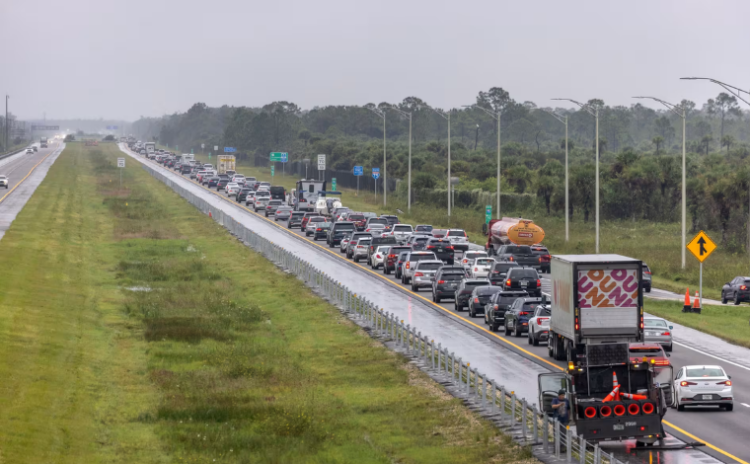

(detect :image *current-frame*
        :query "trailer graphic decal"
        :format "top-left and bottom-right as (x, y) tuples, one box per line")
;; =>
(578, 269), (638, 309)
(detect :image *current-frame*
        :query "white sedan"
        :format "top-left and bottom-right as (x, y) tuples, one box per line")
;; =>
(527, 304), (551, 346)
(370, 245), (391, 269)
(25, 148), (34, 154)
(461, 251), (488, 269)
(469, 257), (495, 278)
(673, 365), (733, 411)
(225, 183), (241, 197)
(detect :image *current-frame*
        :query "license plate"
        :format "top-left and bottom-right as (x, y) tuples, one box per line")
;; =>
(520, 280), (528, 286)
(702, 395), (712, 400)
(612, 424), (624, 431)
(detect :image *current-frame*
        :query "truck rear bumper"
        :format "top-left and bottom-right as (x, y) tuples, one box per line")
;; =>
(576, 414), (662, 441)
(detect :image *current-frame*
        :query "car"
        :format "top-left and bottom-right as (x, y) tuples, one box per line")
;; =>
(265, 199), (284, 217)
(245, 191), (258, 207)
(369, 245), (391, 268)
(424, 239), (455, 264)
(431, 228), (447, 239)
(415, 224), (433, 234)
(394, 251), (410, 279)
(489, 261), (520, 286)
(216, 178), (231, 191)
(32, 146), (38, 152)
(367, 236), (397, 265)
(347, 213), (367, 231)
(629, 343), (670, 367)
(339, 234), (353, 252)
(504, 297), (543, 337)
(446, 229), (469, 251)
(673, 365), (733, 411)
(365, 217), (389, 230)
(530, 246), (551, 273)
(469, 257), (495, 278)
(254, 191), (271, 205)
(454, 279), (490, 311)
(225, 182), (241, 197)
(25, 148), (34, 154)
(327, 222), (356, 247)
(312, 222), (332, 240)
(0, 175), (8, 189)
(380, 215), (399, 226)
(304, 216), (327, 235)
(468, 285), (503, 318)
(410, 259), (444, 292)
(494, 245), (538, 267)
(365, 223), (387, 236)
(721, 276), (750, 305)
(231, 174), (245, 184)
(300, 212), (322, 231)
(383, 246), (411, 275)
(351, 237), (373, 262)
(254, 197), (270, 212)
(644, 317), (673, 351)
(484, 290), (529, 331)
(642, 262), (652, 292)
(346, 232), (373, 258)
(527, 304), (552, 345)
(387, 224), (414, 243)
(405, 234), (431, 251)
(431, 265), (467, 302)
(237, 188), (253, 203)
(502, 267), (542, 297)
(461, 251), (488, 269)
(180, 164), (193, 175)
(287, 211), (305, 229)
(401, 251), (438, 285)
(207, 176), (221, 188)
(275, 206), (293, 222)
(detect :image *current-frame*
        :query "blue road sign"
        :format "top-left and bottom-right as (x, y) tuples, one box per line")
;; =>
(353, 166), (363, 176)
(224, 147), (237, 153)
(372, 167), (380, 180)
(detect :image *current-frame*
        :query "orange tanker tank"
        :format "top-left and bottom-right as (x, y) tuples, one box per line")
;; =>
(485, 217), (545, 254)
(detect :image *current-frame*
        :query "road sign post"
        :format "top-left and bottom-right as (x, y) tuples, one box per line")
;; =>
(353, 166), (363, 195)
(687, 230), (717, 309)
(117, 157), (125, 189)
(372, 168), (380, 200)
(271, 165), (275, 177)
(485, 205), (492, 224)
(270, 152), (288, 177)
(317, 154), (326, 181)
(332, 178), (336, 191)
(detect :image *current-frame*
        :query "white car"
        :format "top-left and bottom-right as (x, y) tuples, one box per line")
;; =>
(673, 365), (733, 411)
(304, 217), (327, 236)
(370, 245), (391, 269)
(446, 229), (469, 251)
(527, 304), (551, 346)
(365, 223), (386, 237)
(388, 224), (414, 243)
(244, 191), (257, 206)
(461, 251), (488, 269)
(340, 235), (352, 253)
(25, 148), (34, 154)
(352, 238), (372, 263)
(0, 175), (8, 188)
(469, 257), (495, 278)
(231, 174), (245, 184)
(225, 183), (240, 197)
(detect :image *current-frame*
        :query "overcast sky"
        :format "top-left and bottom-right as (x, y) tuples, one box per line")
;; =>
(2, 0), (749, 121)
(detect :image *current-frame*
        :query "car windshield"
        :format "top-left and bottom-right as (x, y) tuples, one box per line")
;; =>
(368, 224), (385, 229)
(335, 224), (355, 230)
(497, 295), (523, 306)
(511, 270), (538, 279)
(310, 217), (325, 222)
(318, 223), (331, 228)
(686, 367), (725, 377)
(348, 214), (364, 221)
(477, 286), (501, 296)
(418, 262), (442, 271)
(447, 230), (465, 237)
(394, 225), (412, 232)
(369, 218), (388, 225)
(416, 225), (433, 231)
(357, 239), (372, 245)
(504, 246), (532, 253)
(536, 306), (552, 317)
(465, 252), (487, 260)
(644, 319), (668, 328)
(522, 303), (541, 312)
(532, 247), (549, 254)
(377, 246), (390, 253)
(414, 237), (430, 243)
(409, 254), (435, 262)
(476, 258), (494, 266)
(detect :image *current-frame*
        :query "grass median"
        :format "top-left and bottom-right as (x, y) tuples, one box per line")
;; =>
(0, 142), (534, 463)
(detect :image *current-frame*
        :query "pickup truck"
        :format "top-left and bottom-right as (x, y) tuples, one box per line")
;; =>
(495, 245), (538, 268)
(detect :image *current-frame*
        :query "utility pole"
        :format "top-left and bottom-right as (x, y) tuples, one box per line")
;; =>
(367, 106), (387, 206)
(554, 98), (600, 253)
(5, 95), (8, 151)
(541, 108), (569, 242)
(430, 107), (452, 216)
(465, 105), (502, 219)
(385, 105), (413, 213)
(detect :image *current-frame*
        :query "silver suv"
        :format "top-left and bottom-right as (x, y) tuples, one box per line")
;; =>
(389, 224), (414, 243)
(401, 251), (438, 285)
(410, 259), (444, 292)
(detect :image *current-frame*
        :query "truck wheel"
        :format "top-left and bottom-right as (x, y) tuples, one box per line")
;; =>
(435, 295), (441, 303)
(527, 331), (533, 345)
(721, 292), (727, 304)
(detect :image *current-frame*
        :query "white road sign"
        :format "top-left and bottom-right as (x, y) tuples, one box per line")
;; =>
(317, 154), (326, 170)
(214, 145), (218, 151)
(201, 143), (205, 149)
(117, 157), (125, 168)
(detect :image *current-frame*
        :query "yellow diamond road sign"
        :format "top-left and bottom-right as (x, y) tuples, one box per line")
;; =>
(687, 230), (716, 263)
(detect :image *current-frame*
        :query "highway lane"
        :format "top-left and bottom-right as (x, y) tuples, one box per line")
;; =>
(0, 142), (65, 240)
(124, 145), (747, 464)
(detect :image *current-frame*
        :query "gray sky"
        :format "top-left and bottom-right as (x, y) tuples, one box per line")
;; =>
(2, 0), (749, 121)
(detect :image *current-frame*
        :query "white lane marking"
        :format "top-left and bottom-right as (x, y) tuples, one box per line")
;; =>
(672, 341), (750, 372)
(742, 403), (750, 408)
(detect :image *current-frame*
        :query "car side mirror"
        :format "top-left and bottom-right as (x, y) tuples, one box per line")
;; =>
(729, 375), (732, 379)
(669, 326), (673, 330)
(666, 353), (670, 357)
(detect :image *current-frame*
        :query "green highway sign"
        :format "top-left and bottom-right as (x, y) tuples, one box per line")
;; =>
(191, 148), (194, 154)
(332, 178), (337, 191)
(271, 166), (275, 177)
(208, 152), (212, 159)
(270, 152), (288, 162)
(485, 205), (492, 224)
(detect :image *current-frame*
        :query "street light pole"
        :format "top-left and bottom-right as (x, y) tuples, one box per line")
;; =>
(633, 96), (688, 269)
(554, 98), (600, 253)
(541, 108), (569, 242)
(367, 106), (387, 206)
(465, 105), (502, 219)
(430, 107), (452, 216)
(4, 95), (8, 151)
(385, 105), (413, 213)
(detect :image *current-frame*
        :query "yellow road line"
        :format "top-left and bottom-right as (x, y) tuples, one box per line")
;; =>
(0, 145), (58, 205)
(137, 148), (748, 464)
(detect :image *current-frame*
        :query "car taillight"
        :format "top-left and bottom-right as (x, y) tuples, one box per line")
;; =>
(680, 381), (697, 387)
(519, 311), (529, 316)
(539, 257), (543, 263)
(505, 279), (511, 286)
(575, 317), (579, 331)
(438, 280), (445, 284)
(388, 254), (395, 259)
(537, 279), (541, 287)
(427, 245), (435, 249)
(661, 331), (670, 336)
(644, 270), (652, 275)
(717, 380), (732, 386)
(640, 316), (644, 330)
(493, 304), (498, 309)
(316, 228), (321, 231)
(474, 267), (478, 272)
(473, 297), (479, 303)
(406, 263), (410, 269)
(742, 285), (747, 290)
(414, 272), (424, 277)
(462, 259), (468, 264)
(375, 254), (381, 258)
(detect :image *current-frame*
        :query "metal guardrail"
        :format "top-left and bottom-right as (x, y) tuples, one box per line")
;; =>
(140, 161), (628, 464)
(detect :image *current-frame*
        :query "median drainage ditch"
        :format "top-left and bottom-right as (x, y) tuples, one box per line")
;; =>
(142, 163), (633, 464)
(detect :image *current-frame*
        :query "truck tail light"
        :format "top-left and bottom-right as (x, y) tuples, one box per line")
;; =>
(473, 297), (479, 303)
(539, 257), (543, 263)
(508, 256), (514, 261)
(627, 403), (640, 416)
(575, 317), (579, 331)
(406, 263), (410, 269)
(640, 316), (644, 330)
(599, 405), (612, 417)
(506, 279), (511, 286)
(537, 279), (541, 287)
(613, 404), (626, 416)
(584, 406), (597, 419)
(446, 246), (454, 250)
(641, 402), (655, 415)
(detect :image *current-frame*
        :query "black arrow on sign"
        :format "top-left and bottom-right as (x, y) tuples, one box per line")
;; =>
(697, 236), (707, 255)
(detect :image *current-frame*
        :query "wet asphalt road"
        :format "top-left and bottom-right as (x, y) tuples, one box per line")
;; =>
(122, 145), (749, 464)
(0, 142), (64, 240)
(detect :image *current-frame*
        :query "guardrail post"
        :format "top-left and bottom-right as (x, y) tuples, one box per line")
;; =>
(593, 443), (599, 464)
(511, 393), (516, 426)
(457, 358), (463, 389)
(430, 340), (436, 369)
(481, 374), (487, 408)
(579, 435), (586, 464)
(450, 352), (455, 382)
(521, 398), (527, 440)
(500, 386), (506, 418)
(542, 414), (549, 453)
(405, 324), (411, 354)
(555, 420), (561, 458)
(490, 381), (496, 413)
(566, 424), (572, 462)
(532, 404), (539, 443)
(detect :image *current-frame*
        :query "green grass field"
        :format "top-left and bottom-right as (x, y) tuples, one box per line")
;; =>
(0, 142), (534, 462)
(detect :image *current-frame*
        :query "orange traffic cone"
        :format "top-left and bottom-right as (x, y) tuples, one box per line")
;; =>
(692, 291), (702, 314)
(612, 372), (621, 401)
(620, 392), (648, 401)
(682, 289), (691, 313)
(603, 386), (620, 403)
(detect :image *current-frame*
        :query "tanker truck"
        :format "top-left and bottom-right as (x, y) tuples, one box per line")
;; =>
(483, 217), (545, 255)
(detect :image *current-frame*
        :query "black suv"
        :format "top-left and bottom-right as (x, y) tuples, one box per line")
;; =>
(216, 178), (231, 191)
(236, 188), (253, 202)
(721, 276), (750, 304)
(327, 222), (356, 247)
(207, 177), (220, 188)
(504, 297), (544, 337)
(468, 285), (503, 318)
(406, 235), (431, 251)
(454, 279), (490, 311)
(425, 239), (455, 264)
(431, 265), (467, 303)
(502, 267), (541, 297)
(484, 290), (528, 332)
(394, 251), (411, 279)
(489, 262), (520, 286)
